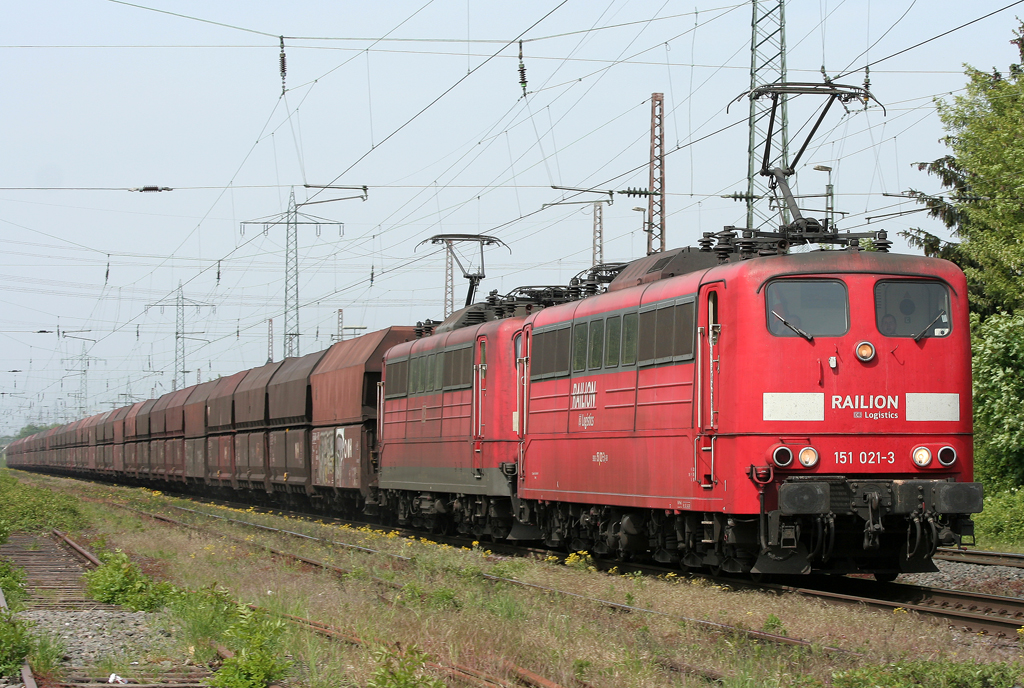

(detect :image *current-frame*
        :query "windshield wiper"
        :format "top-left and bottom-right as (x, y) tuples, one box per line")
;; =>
(913, 309), (946, 342)
(771, 310), (814, 342)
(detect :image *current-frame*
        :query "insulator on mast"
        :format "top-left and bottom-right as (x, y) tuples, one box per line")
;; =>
(279, 36), (287, 95)
(518, 40), (527, 98)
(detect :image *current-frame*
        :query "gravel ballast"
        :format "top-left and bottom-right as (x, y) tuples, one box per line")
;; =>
(14, 608), (178, 669)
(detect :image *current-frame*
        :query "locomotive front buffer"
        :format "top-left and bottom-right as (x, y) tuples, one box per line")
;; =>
(752, 474), (983, 575)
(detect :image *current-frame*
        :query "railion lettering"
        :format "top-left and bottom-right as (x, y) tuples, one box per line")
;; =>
(831, 395), (898, 410)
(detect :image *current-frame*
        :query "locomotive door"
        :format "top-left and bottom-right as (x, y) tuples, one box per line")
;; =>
(471, 337), (487, 478)
(514, 329), (530, 475)
(695, 286), (721, 489)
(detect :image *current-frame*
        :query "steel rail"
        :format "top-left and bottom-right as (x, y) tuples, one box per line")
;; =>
(935, 547), (1024, 569)
(135, 501), (848, 658)
(767, 578), (1024, 638)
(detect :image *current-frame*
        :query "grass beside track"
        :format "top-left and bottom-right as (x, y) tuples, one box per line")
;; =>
(6, 469), (1024, 688)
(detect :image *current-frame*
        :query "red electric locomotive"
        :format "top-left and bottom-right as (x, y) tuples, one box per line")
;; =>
(378, 241), (982, 577)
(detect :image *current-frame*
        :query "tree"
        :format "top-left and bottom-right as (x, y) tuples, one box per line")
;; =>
(971, 311), (1024, 490)
(904, 23), (1024, 317)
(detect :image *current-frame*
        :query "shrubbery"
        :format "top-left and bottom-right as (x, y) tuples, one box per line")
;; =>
(972, 312), (1024, 490)
(972, 488), (1024, 547)
(0, 472), (85, 535)
(830, 660), (1021, 688)
(0, 609), (32, 678)
(210, 606), (292, 688)
(84, 550), (173, 612)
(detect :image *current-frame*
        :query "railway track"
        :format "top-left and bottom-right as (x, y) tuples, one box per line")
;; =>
(0, 532), (112, 611)
(0, 530), (212, 688)
(140, 495), (1024, 642)
(768, 577), (1024, 638)
(935, 547), (1024, 568)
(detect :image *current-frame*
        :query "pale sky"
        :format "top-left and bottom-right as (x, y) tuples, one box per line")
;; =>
(1, 0), (1019, 431)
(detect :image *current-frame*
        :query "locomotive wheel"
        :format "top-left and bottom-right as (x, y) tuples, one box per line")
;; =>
(873, 571), (899, 583)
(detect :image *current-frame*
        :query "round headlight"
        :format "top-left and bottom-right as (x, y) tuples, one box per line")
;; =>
(772, 446), (794, 468)
(912, 446), (932, 467)
(855, 341), (876, 362)
(798, 447), (819, 468)
(937, 446), (957, 467)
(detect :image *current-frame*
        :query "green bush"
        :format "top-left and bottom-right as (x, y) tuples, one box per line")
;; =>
(210, 606), (292, 688)
(84, 550), (172, 611)
(0, 472), (86, 534)
(972, 311), (1024, 490)
(832, 660), (1021, 688)
(973, 488), (1024, 546)
(0, 609), (32, 678)
(0, 561), (27, 610)
(366, 645), (443, 688)
(28, 631), (66, 678)
(166, 586), (238, 664)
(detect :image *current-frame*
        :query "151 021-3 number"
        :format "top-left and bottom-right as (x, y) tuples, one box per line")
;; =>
(834, 451), (895, 465)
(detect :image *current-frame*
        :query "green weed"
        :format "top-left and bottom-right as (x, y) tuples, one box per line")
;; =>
(0, 609), (32, 678)
(84, 550), (172, 611)
(0, 472), (86, 534)
(166, 586), (238, 664)
(27, 630), (66, 678)
(0, 561), (27, 610)
(831, 660), (1022, 687)
(366, 645), (443, 688)
(210, 605), (292, 688)
(762, 614), (787, 636)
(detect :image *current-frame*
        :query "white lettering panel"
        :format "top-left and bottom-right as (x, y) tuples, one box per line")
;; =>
(906, 393), (960, 421)
(763, 393), (824, 421)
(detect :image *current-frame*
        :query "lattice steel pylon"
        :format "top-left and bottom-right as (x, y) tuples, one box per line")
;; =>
(746, 0), (789, 231)
(444, 250), (455, 318)
(241, 186), (355, 360)
(146, 282), (213, 391)
(592, 201), (604, 266)
(647, 93), (665, 255)
(284, 191), (300, 358)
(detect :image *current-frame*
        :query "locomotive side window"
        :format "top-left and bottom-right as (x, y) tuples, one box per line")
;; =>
(384, 359), (409, 398)
(442, 350), (455, 388)
(425, 354), (436, 392)
(441, 346), (474, 390)
(530, 326), (572, 380)
(621, 313), (638, 366)
(766, 280), (849, 337)
(638, 297), (696, 366)
(638, 309), (656, 364)
(410, 357), (423, 394)
(572, 324), (588, 373)
(874, 281), (951, 338)
(588, 320), (604, 370)
(530, 331), (549, 378)
(605, 316), (621, 368)
(673, 300), (696, 358)
(654, 305), (675, 362)
(433, 352), (444, 390)
(553, 326), (571, 376)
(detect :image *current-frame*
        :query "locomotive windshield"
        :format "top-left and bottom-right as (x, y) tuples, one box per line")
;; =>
(766, 280), (849, 337)
(874, 281), (951, 338)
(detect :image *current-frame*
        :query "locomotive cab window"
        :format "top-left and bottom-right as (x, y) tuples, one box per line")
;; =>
(875, 281), (951, 338)
(766, 280), (849, 337)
